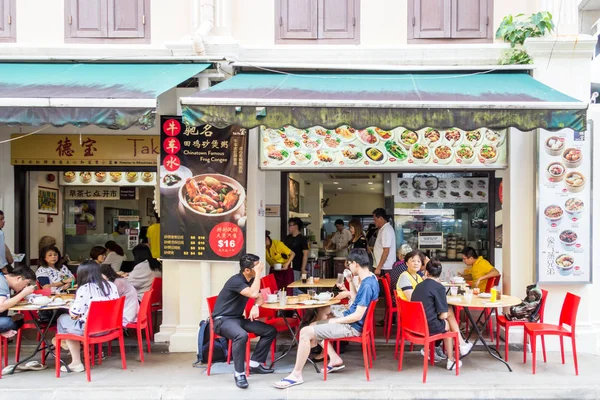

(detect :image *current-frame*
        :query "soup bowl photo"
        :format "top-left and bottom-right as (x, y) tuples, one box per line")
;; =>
(178, 173), (246, 221)
(554, 254), (575, 276)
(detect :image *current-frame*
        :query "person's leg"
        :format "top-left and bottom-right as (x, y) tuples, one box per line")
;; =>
(217, 318), (249, 375)
(66, 340), (82, 366)
(0, 316), (18, 338)
(56, 314), (84, 368)
(447, 309), (467, 345)
(241, 319), (277, 365)
(285, 325), (317, 382)
(292, 270), (302, 295)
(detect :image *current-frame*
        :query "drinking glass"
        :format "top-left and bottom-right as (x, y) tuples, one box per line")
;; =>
(336, 273), (344, 285)
(308, 289), (316, 298)
(450, 286), (458, 296)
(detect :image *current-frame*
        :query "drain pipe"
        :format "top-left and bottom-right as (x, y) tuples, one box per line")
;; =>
(192, 0), (215, 55)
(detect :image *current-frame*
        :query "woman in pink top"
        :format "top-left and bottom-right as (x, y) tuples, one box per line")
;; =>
(100, 264), (139, 325)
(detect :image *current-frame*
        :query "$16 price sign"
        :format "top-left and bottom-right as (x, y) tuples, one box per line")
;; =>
(209, 222), (244, 258)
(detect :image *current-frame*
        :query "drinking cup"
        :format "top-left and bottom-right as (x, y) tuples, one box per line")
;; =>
(336, 273), (344, 285)
(308, 289), (316, 298)
(490, 288), (497, 302)
(314, 277), (321, 283)
(450, 286), (458, 296)
(267, 294), (278, 303)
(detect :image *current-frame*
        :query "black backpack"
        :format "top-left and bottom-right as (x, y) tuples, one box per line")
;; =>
(193, 319), (228, 366)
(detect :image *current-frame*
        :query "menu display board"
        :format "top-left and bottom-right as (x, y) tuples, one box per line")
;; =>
(260, 126), (507, 170)
(395, 177), (488, 203)
(159, 116), (248, 261)
(537, 128), (592, 283)
(59, 171), (155, 186)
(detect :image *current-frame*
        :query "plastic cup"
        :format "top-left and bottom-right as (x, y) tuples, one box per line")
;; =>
(490, 288), (497, 302)
(450, 286), (458, 296)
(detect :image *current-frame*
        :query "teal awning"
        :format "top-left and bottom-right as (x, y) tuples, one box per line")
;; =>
(0, 63), (210, 129)
(181, 72), (587, 131)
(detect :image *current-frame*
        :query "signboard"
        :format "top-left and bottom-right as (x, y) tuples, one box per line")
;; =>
(65, 187), (122, 200)
(260, 126), (507, 170)
(265, 205), (281, 217)
(119, 187), (137, 200)
(394, 208), (455, 217)
(395, 177), (489, 203)
(418, 232), (444, 249)
(159, 116), (248, 260)
(11, 134), (158, 166)
(59, 171), (156, 186)
(537, 128), (593, 284)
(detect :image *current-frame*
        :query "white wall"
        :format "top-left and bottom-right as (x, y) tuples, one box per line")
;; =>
(323, 192), (384, 216)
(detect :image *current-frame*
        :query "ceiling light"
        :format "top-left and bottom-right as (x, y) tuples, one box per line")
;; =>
(337, 187), (342, 190)
(368, 182), (373, 185)
(333, 181), (339, 184)
(370, 188), (375, 190)
(387, 180), (390, 183)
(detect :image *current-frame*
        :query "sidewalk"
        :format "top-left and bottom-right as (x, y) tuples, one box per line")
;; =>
(1, 342), (598, 400)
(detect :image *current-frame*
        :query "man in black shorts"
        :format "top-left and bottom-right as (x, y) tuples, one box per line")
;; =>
(411, 258), (472, 370)
(212, 254), (277, 389)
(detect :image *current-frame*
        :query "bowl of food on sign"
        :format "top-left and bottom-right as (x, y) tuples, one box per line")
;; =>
(484, 129), (505, 146)
(422, 128), (442, 147)
(179, 174), (246, 220)
(410, 143), (431, 163)
(365, 147), (386, 164)
(562, 148), (583, 168)
(455, 144), (476, 164)
(334, 126), (357, 143)
(63, 171), (76, 183)
(281, 125), (302, 138)
(293, 150), (312, 165)
(265, 145), (290, 164)
(373, 127), (392, 140)
(262, 128), (283, 143)
(160, 165), (192, 197)
(546, 162), (566, 182)
(444, 128), (463, 147)
(94, 172), (107, 183)
(433, 144), (453, 165)
(398, 129), (420, 149)
(302, 136), (323, 151)
(384, 140), (408, 161)
(554, 254), (575, 276)
(564, 198), (583, 218)
(310, 126), (329, 138)
(110, 172), (123, 183)
(545, 136), (565, 156)
(464, 130), (483, 147)
(282, 137), (301, 150)
(316, 150), (336, 165)
(399, 190), (408, 199)
(559, 230), (577, 249)
(323, 135), (342, 150)
(357, 128), (379, 146)
(141, 172), (155, 183)
(479, 144), (498, 164)
(126, 172), (139, 183)
(565, 171), (585, 193)
(80, 172), (92, 184)
(340, 144), (363, 164)
(544, 204), (563, 224)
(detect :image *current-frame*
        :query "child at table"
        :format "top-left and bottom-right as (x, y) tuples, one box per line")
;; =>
(53, 261), (119, 373)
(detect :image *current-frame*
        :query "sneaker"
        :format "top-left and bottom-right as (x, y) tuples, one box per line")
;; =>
(435, 346), (448, 360)
(446, 359), (462, 370)
(460, 342), (473, 356)
(420, 347), (444, 363)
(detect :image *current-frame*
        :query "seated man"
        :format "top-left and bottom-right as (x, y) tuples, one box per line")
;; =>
(212, 254), (277, 389)
(411, 259), (472, 370)
(0, 267), (36, 338)
(273, 248), (379, 389)
(459, 247), (500, 293)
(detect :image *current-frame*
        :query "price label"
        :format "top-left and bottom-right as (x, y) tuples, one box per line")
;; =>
(209, 222), (244, 258)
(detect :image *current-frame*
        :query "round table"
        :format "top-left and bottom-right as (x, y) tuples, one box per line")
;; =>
(447, 294), (521, 371)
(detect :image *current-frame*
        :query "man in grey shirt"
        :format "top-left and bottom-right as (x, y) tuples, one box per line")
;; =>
(0, 267), (36, 337)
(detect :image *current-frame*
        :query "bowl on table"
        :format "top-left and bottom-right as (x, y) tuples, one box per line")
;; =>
(30, 296), (52, 306)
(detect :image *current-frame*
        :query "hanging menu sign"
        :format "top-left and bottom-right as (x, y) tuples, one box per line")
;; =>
(159, 116), (248, 261)
(260, 126), (507, 170)
(536, 128), (592, 284)
(395, 177), (488, 203)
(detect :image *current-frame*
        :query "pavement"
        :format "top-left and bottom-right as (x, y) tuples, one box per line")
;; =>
(0, 339), (598, 400)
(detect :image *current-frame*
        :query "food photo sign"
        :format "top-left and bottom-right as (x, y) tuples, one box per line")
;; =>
(260, 125), (507, 170)
(537, 128), (592, 283)
(159, 116), (248, 261)
(395, 177), (488, 203)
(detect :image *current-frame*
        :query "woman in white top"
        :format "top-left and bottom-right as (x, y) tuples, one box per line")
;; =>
(100, 264), (139, 326)
(36, 245), (74, 291)
(122, 244), (162, 301)
(54, 261), (119, 373)
(104, 241), (126, 273)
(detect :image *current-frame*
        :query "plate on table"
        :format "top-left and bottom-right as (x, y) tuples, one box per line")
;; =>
(478, 293), (492, 299)
(300, 300), (317, 306)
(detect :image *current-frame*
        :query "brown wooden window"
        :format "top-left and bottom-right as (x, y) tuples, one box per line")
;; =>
(408, 0), (493, 42)
(276, 0), (360, 44)
(65, 0), (150, 43)
(0, 0), (16, 43)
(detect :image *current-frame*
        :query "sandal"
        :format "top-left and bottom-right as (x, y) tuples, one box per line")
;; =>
(273, 377), (304, 389)
(60, 364), (85, 373)
(325, 364), (345, 373)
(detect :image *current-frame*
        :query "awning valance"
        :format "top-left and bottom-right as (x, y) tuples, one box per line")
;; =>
(181, 72), (587, 132)
(0, 63), (210, 130)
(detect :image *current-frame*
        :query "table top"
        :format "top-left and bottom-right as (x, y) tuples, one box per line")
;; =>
(10, 303), (70, 311)
(447, 294), (521, 308)
(441, 281), (469, 287)
(288, 278), (338, 288)
(261, 296), (340, 310)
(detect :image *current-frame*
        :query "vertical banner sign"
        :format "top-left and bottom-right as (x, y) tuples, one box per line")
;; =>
(159, 116), (248, 261)
(537, 128), (593, 283)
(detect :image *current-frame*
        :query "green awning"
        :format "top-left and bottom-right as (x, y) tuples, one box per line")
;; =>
(181, 72), (587, 131)
(0, 63), (210, 129)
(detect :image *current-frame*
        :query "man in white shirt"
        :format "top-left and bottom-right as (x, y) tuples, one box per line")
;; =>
(329, 219), (353, 258)
(372, 208), (396, 276)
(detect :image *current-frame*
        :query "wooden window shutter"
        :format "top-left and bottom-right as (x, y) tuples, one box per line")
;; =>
(0, 0), (15, 39)
(69, 0), (108, 38)
(318, 0), (356, 40)
(451, 0), (488, 39)
(412, 0), (451, 39)
(279, 0), (318, 39)
(108, 0), (145, 38)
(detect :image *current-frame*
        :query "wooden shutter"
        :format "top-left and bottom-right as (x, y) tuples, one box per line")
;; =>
(412, 0), (451, 39)
(0, 0), (15, 39)
(318, 0), (356, 39)
(108, 0), (145, 38)
(69, 0), (108, 38)
(279, 0), (318, 39)
(451, 0), (488, 38)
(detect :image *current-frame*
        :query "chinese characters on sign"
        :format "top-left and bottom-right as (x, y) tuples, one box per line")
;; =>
(159, 116), (248, 261)
(64, 187), (137, 201)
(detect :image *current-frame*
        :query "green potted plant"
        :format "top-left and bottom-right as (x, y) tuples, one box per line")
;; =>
(496, 12), (555, 65)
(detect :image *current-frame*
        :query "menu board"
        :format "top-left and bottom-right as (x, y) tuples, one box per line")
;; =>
(537, 129), (592, 283)
(395, 177), (488, 203)
(260, 126), (507, 170)
(59, 171), (156, 186)
(159, 116), (248, 261)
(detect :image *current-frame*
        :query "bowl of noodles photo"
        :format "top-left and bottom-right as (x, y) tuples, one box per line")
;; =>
(178, 174), (246, 219)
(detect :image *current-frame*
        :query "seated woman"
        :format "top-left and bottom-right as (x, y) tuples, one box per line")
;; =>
(89, 246), (107, 265)
(265, 230), (295, 292)
(36, 245), (74, 292)
(104, 241), (126, 273)
(122, 244), (162, 300)
(53, 261), (119, 373)
(396, 250), (425, 301)
(99, 264), (139, 326)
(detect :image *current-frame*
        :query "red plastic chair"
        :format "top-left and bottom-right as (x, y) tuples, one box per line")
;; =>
(393, 290), (414, 359)
(398, 298), (460, 383)
(125, 289), (153, 363)
(260, 274), (278, 293)
(323, 300), (377, 382)
(206, 296), (233, 376)
(496, 288), (548, 361)
(523, 292), (580, 375)
(381, 277), (397, 343)
(55, 297), (127, 382)
(147, 278), (162, 340)
(15, 288), (53, 364)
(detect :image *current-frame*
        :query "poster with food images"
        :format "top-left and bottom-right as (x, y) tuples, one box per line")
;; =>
(259, 126), (507, 170)
(59, 171), (156, 186)
(537, 128), (592, 283)
(395, 177), (488, 203)
(159, 116), (248, 261)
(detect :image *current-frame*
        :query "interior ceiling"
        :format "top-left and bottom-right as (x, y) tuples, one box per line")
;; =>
(302, 172), (385, 194)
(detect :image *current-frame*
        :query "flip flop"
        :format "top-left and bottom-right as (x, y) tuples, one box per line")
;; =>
(60, 364), (85, 373)
(17, 361), (46, 371)
(325, 364), (345, 373)
(273, 378), (304, 389)
(1, 365), (22, 375)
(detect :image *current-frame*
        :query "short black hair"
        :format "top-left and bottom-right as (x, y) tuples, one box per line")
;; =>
(240, 253), (260, 272)
(372, 208), (388, 220)
(288, 217), (304, 230)
(0, 210), (3, 216)
(347, 248), (370, 268)
(99, 263), (119, 282)
(9, 266), (36, 282)
(404, 250), (425, 265)
(90, 246), (107, 261)
(334, 219), (344, 226)
(154, 211), (160, 222)
(39, 245), (61, 267)
(426, 258), (443, 278)
(116, 221), (129, 230)
(462, 247), (478, 259)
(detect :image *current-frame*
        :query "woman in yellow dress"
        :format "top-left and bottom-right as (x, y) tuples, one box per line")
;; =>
(266, 231), (295, 291)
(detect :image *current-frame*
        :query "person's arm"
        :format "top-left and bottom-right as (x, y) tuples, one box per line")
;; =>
(375, 247), (389, 275)
(301, 250), (309, 275)
(375, 227), (392, 275)
(397, 274), (414, 300)
(283, 251), (295, 269)
(239, 262), (264, 299)
(474, 267), (500, 289)
(5, 245), (13, 265)
(329, 304), (367, 325)
(458, 268), (473, 280)
(435, 285), (450, 320)
(0, 286), (36, 313)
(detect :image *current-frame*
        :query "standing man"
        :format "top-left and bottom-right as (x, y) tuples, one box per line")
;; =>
(212, 254), (277, 389)
(284, 218), (309, 283)
(372, 208), (396, 277)
(0, 211), (14, 273)
(459, 247), (500, 292)
(146, 212), (161, 259)
(329, 219), (353, 257)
